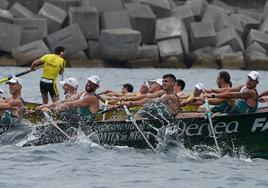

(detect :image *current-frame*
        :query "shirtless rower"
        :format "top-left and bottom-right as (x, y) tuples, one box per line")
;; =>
(174, 79), (187, 98)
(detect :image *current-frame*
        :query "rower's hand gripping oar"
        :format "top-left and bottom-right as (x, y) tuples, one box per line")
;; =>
(43, 111), (71, 140)
(0, 65), (43, 84)
(204, 98), (220, 153)
(123, 105), (156, 153)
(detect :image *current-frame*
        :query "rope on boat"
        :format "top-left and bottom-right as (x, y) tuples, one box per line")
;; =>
(123, 105), (156, 153)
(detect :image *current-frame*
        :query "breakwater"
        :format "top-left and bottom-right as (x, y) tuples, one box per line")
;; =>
(0, 0), (268, 69)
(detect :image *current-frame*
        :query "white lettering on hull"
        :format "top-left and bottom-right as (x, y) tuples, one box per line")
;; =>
(251, 118), (268, 132)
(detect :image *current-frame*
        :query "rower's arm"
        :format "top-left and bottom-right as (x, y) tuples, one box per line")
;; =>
(213, 90), (253, 99)
(55, 95), (95, 112)
(30, 59), (43, 71)
(125, 98), (148, 106)
(146, 90), (165, 99)
(0, 99), (22, 110)
(260, 90), (268, 98)
(207, 98), (225, 105)
(124, 94), (146, 101)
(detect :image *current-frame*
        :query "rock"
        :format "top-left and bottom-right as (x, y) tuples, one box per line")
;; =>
(213, 45), (233, 60)
(10, 3), (36, 18)
(69, 6), (99, 40)
(202, 4), (229, 24)
(260, 18), (268, 34)
(100, 28), (141, 61)
(80, 0), (124, 12)
(125, 3), (156, 44)
(0, 9), (13, 23)
(190, 21), (216, 50)
(7, 0), (40, 13)
(11, 40), (50, 66)
(100, 10), (132, 29)
(158, 38), (183, 61)
(231, 13), (260, 39)
(236, 8), (263, 23)
(172, 4), (195, 31)
(246, 41), (266, 54)
(0, 0), (9, 10)
(139, 45), (159, 61)
(212, 0), (235, 14)
(155, 17), (189, 53)
(188, 46), (219, 68)
(216, 27), (244, 52)
(45, 23), (88, 55)
(220, 52), (245, 69)
(0, 21), (21, 52)
(214, 14), (243, 35)
(186, 0), (208, 21)
(45, 0), (80, 12)
(246, 51), (268, 70)
(87, 40), (100, 59)
(246, 29), (268, 50)
(14, 18), (47, 44)
(38, 2), (67, 33)
(140, 0), (171, 18)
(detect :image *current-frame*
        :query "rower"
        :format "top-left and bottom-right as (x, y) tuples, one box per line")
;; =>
(0, 77), (24, 126)
(180, 83), (205, 112)
(208, 71), (260, 114)
(206, 71), (234, 113)
(125, 74), (179, 118)
(60, 77), (79, 99)
(36, 77), (79, 111)
(42, 75), (100, 123)
(174, 79), (187, 98)
(106, 83), (134, 97)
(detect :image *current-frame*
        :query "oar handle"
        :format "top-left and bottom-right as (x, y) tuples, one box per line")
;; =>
(204, 98), (213, 117)
(123, 105), (133, 120)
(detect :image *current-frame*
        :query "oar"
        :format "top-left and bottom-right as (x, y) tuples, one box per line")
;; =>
(43, 111), (71, 139)
(123, 105), (156, 153)
(204, 98), (220, 153)
(97, 104), (123, 115)
(102, 100), (109, 121)
(0, 65), (43, 84)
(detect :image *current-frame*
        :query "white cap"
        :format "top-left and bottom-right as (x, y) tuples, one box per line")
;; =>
(248, 71), (260, 82)
(60, 77), (79, 89)
(195, 83), (205, 91)
(6, 76), (23, 86)
(0, 88), (3, 94)
(149, 78), (163, 86)
(144, 81), (150, 89)
(88, 75), (100, 85)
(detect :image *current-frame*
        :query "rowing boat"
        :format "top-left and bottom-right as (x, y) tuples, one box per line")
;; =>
(22, 102), (142, 123)
(19, 108), (268, 159)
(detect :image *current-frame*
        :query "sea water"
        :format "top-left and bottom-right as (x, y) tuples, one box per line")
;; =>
(0, 67), (268, 188)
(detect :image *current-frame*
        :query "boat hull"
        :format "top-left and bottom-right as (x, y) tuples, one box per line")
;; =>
(20, 111), (268, 159)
